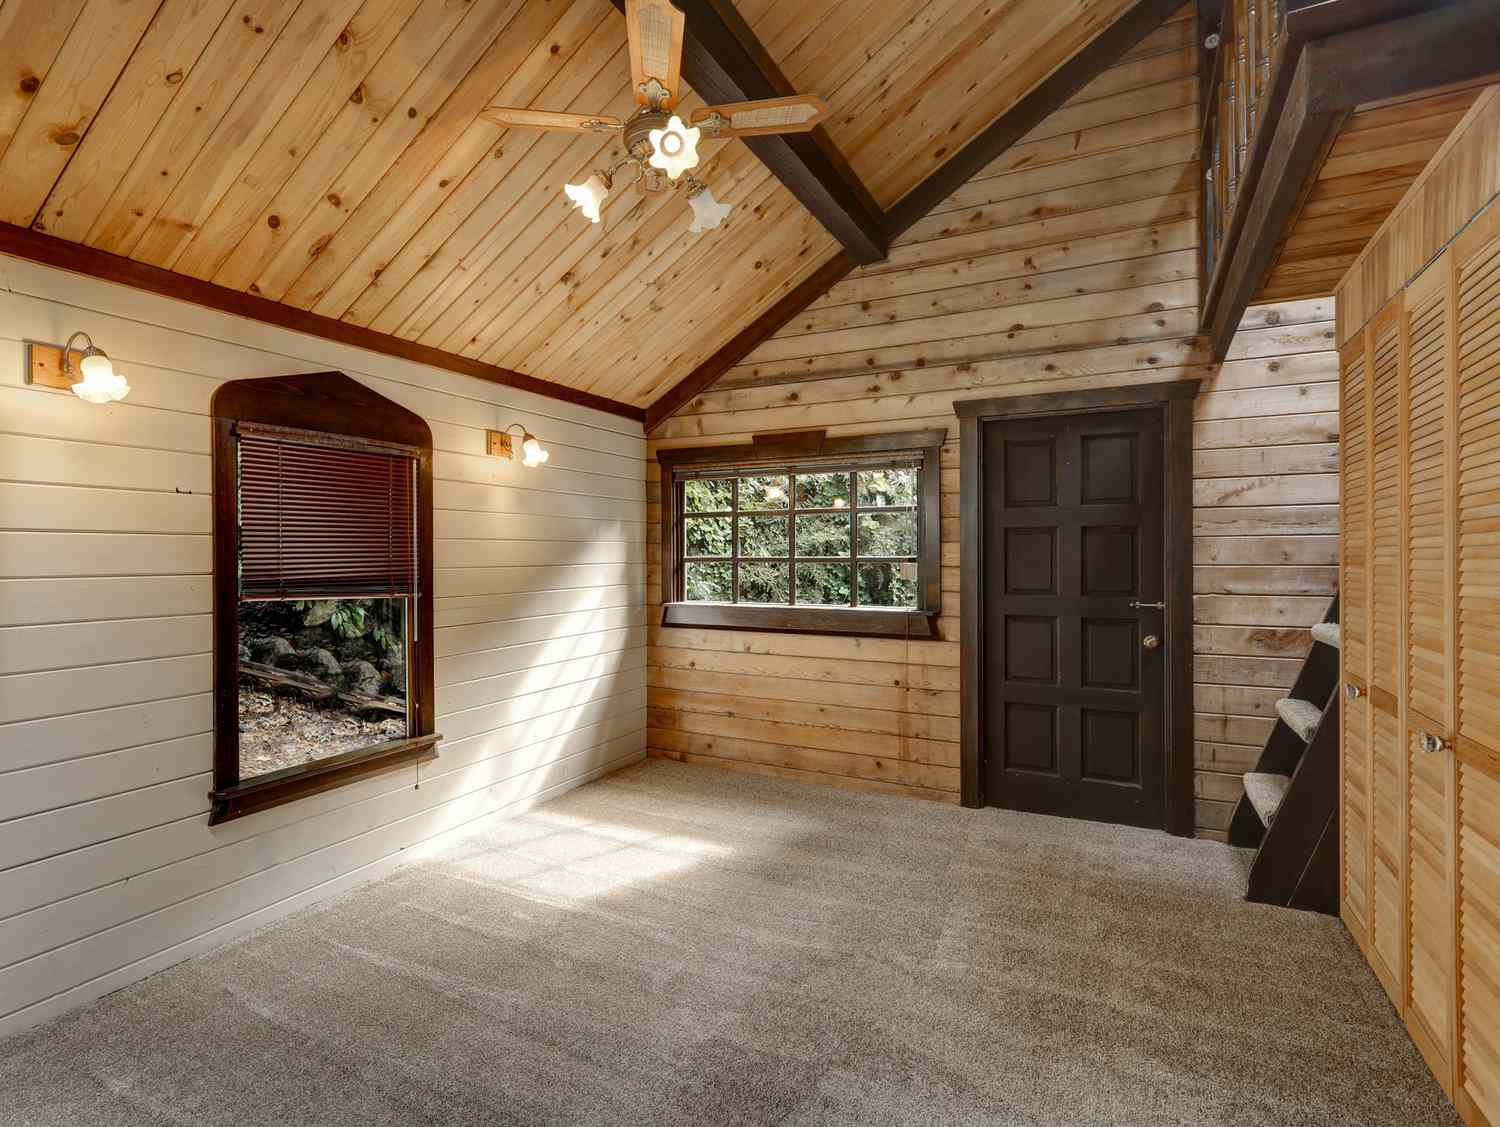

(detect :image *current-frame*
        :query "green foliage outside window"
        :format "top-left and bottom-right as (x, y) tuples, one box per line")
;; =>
(679, 465), (919, 609)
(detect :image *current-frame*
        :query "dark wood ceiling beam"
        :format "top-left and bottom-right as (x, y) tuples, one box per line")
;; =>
(612, 0), (887, 265)
(644, 0), (1186, 433)
(1203, 0), (1500, 358)
(0, 223), (645, 423)
(883, 0), (1187, 240)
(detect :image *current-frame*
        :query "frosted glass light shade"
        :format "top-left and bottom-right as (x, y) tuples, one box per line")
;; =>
(687, 185), (732, 232)
(71, 351), (129, 404)
(564, 174), (608, 223)
(521, 435), (550, 468)
(647, 116), (700, 180)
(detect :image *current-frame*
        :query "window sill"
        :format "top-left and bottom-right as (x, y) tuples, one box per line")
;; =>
(208, 733), (440, 825)
(660, 602), (941, 639)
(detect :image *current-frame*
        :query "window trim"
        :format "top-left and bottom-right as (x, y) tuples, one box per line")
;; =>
(209, 372), (438, 825)
(657, 430), (944, 638)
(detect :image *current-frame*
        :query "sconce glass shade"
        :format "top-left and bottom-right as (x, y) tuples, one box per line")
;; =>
(71, 349), (130, 404)
(647, 116), (700, 180)
(520, 434), (549, 468)
(687, 185), (732, 232)
(564, 174), (608, 223)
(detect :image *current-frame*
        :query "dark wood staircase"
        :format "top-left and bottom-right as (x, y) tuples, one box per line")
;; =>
(1227, 594), (1340, 913)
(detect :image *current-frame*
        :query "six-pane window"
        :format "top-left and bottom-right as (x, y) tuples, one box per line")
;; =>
(679, 461), (921, 609)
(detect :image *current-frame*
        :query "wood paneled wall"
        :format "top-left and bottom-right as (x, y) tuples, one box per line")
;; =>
(0, 256), (647, 1038)
(646, 19), (1339, 835)
(1191, 299), (1340, 838)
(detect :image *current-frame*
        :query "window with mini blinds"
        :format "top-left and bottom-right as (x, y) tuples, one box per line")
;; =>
(658, 432), (943, 637)
(210, 372), (437, 824)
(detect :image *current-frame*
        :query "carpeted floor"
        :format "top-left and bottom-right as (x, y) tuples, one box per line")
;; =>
(0, 760), (1459, 1126)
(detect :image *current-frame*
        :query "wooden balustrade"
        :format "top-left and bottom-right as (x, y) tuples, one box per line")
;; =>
(1201, 0), (1287, 285)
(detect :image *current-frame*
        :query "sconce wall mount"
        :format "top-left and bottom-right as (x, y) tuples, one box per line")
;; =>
(25, 333), (130, 403)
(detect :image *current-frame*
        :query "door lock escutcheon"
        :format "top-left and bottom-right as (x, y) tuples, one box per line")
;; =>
(1142, 634), (1160, 651)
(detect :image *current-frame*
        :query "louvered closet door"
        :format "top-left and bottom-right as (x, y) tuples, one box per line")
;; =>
(1368, 302), (1407, 1007)
(1340, 334), (1372, 942)
(1402, 254), (1457, 1088)
(1455, 209), (1500, 1127)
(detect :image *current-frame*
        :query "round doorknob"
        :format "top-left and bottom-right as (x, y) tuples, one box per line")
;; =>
(1142, 634), (1160, 650)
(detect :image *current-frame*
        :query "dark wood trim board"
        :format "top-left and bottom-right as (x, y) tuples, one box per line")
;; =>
(0, 222), (646, 424)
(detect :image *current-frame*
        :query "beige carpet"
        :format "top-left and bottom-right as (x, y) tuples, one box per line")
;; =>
(0, 760), (1458, 1126)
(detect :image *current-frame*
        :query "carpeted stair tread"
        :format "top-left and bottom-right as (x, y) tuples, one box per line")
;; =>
(1311, 622), (1340, 649)
(1276, 697), (1324, 742)
(1244, 771), (1292, 827)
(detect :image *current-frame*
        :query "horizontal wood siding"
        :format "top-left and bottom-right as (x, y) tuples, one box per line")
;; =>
(1191, 301), (1340, 838)
(648, 31), (1339, 836)
(0, 255), (647, 1037)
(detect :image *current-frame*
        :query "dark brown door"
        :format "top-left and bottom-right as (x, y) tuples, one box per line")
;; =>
(980, 408), (1166, 827)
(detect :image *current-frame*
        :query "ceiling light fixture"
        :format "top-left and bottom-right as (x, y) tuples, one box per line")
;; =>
(64, 331), (130, 404)
(564, 173), (610, 224)
(646, 114), (700, 180)
(686, 179), (732, 232)
(480, 0), (827, 237)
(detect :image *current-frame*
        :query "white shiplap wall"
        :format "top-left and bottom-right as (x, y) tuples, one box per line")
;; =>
(0, 256), (647, 1038)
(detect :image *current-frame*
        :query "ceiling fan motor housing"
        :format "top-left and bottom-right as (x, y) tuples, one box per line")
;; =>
(624, 108), (672, 161)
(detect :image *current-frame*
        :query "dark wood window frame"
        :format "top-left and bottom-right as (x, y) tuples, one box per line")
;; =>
(210, 372), (438, 825)
(954, 382), (1198, 835)
(658, 430), (945, 638)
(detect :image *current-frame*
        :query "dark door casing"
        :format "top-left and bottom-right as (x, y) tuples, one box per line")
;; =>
(980, 408), (1166, 828)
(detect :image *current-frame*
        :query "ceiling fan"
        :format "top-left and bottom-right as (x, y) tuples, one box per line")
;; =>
(480, 0), (828, 232)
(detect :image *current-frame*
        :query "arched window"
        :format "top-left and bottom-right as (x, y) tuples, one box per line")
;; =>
(209, 372), (437, 824)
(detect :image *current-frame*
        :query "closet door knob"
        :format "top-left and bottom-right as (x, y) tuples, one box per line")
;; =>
(1418, 731), (1451, 755)
(1345, 682), (1364, 700)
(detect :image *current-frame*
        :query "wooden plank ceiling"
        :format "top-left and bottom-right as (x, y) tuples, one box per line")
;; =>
(0, 0), (1141, 409)
(1253, 78), (1493, 305)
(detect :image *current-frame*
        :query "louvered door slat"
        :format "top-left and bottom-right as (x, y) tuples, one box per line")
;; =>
(1403, 258), (1456, 1079)
(1459, 761), (1500, 1124)
(1368, 307), (1406, 1008)
(1460, 232), (1500, 753)
(1340, 337), (1371, 935)
(1457, 220), (1500, 1125)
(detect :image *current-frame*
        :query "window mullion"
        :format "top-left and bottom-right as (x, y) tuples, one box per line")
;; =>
(731, 477), (740, 604)
(788, 471), (798, 607)
(851, 471), (860, 608)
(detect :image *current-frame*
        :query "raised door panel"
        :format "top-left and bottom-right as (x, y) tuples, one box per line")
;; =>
(1402, 254), (1457, 1087)
(1368, 304), (1407, 1009)
(1340, 336), (1372, 938)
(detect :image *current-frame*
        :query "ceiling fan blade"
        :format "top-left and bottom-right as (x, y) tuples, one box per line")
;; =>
(626, 0), (684, 108)
(481, 107), (623, 133)
(691, 95), (828, 137)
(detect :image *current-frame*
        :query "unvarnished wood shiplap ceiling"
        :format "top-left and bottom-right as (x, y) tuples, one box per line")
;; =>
(0, 0), (1142, 408)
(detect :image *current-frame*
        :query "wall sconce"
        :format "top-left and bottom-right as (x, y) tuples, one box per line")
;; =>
(486, 424), (549, 468)
(25, 332), (130, 403)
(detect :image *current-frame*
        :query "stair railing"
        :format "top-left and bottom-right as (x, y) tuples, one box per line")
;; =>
(1200, 0), (1286, 287)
